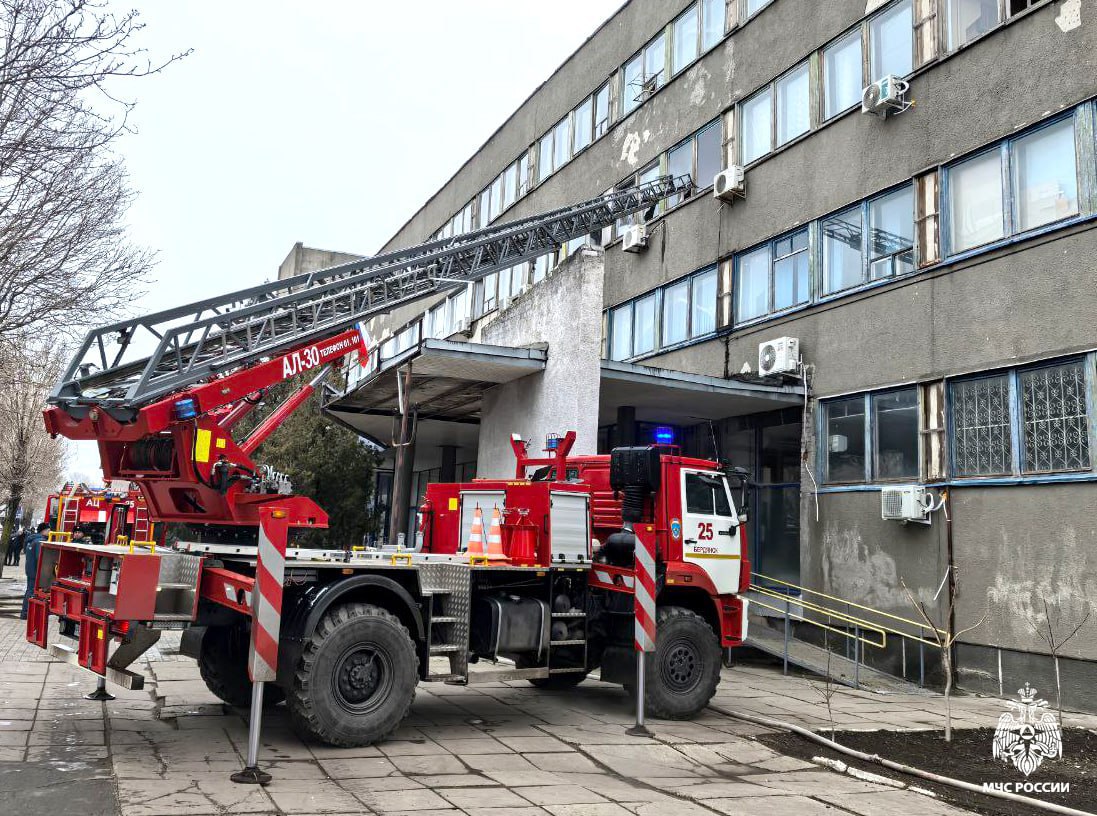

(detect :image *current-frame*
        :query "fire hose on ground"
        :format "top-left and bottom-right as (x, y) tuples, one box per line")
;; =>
(706, 703), (1095, 816)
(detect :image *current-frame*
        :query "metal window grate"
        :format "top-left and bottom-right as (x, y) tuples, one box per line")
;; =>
(951, 375), (1012, 476)
(1020, 362), (1090, 473)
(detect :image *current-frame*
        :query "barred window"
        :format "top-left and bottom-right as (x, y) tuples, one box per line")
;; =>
(951, 375), (1011, 476)
(950, 360), (1094, 479)
(1020, 362), (1091, 473)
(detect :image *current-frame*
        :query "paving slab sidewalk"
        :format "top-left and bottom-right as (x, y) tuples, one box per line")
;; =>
(3, 577), (1095, 816)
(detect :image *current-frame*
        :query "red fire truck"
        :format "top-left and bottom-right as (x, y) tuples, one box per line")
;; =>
(25, 176), (751, 749)
(43, 482), (156, 545)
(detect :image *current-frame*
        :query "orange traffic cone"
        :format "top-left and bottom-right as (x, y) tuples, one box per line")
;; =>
(483, 506), (508, 562)
(466, 506), (485, 559)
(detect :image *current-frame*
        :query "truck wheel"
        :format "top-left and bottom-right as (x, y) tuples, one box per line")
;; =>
(198, 625), (285, 708)
(642, 606), (721, 720)
(286, 603), (417, 747)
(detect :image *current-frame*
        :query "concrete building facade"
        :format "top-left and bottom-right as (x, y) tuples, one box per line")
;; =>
(325, 0), (1097, 706)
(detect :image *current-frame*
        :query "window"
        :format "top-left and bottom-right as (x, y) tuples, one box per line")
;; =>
(952, 361), (1093, 478)
(695, 120), (722, 189)
(873, 390), (919, 479)
(574, 97), (593, 154)
(947, 0), (999, 49)
(734, 229), (808, 322)
(644, 32), (666, 94)
(822, 207), (863, 295)
(633, 293), (656, 355)
(552, 118), (571, 171)
(662, 279), (689, 346)
(518, 153), (530, 198)
(478, 189), (490, 231)
(503, 163), (518, 211)
(741, 88), (772, 164)
(609, 303), (633, 361)
(948, 149), (1004, 253)
(948, 115), (1080, 255)
(1020, 362), (1091, 473)
(823, 30), (862, 119)
(822, 388), (919, 483)
(686, 473), (731, 515)
(824, 397), (866, 482)
(622, 54), (643, 115)
(745, 0), (773, 18)
(776, 64), (810, 146)
(1012, 119), (1079, 232)
(667, 140), (693, 208)
(870, 0), (913, 80)
(701, 0), (725, 50)
(489, 175), (503, 222)
(868, 187), (915, 279)
(481, 272), (498, 313)
(691, 267), (717, 337)
(538, 132), (554, 183)
(673, 4), (700, 75)
(1009, 0), (1040, 14)
(594, 83), (611, 138)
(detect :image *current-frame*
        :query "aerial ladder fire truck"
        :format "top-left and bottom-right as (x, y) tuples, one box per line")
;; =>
(43, 482), (156, 545)
(27, 176), (751, 755)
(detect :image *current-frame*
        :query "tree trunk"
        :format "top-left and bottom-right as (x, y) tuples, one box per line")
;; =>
(1053, 654), (1062, 725)
(943, 648), (954, 742)
(0, 488), (21, 581)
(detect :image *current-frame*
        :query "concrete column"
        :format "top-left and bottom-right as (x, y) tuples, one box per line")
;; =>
(439, 445), (458, 483)
(616, 405), (637, 447)
(388, 438), (416, 547)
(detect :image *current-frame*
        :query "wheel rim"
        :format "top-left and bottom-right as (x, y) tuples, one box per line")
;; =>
(332, 643), (393, 714)
(660, 636), (703, 694)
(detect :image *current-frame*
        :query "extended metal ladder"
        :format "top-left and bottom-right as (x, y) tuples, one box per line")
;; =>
(51, 176), (691, 415)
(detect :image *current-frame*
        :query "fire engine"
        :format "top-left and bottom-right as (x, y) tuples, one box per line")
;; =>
(43, 482), (156, 545)
(26, 176), (751, 748)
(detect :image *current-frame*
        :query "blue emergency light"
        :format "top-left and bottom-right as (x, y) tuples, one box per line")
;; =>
(654, 426), (675, 444)
(545, 434), (560, 451)
(173, 398), (199, 421)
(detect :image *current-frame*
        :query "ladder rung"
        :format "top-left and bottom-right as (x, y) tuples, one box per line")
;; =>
(550, 639), (586, 647)
(431, 616), (457, 624)
(429, 644), (460, 654)
(551, 612), (586, 618)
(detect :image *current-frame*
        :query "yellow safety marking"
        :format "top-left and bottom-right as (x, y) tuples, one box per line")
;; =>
(390, 552), (413, 565)
(448, 497), (458, 511)
(215, 437), (227, 449)
(685, 553), (741, 560)
(469, 555), (490, 566)
(194, 428), (212, 463)
(97, 629), (103, 640)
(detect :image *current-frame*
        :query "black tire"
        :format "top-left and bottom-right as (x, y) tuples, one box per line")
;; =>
(516, 655), (588, 690)
(286, 603), (418, 747)
(640, 606), (722, 720)
(198, 625), (285, 708)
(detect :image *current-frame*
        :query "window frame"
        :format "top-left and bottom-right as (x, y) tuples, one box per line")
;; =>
(733, 227), (811, 325)
(943, 110), (1082, 258)
(820, 386), (922, 485)
(948, 356), (1097, 481)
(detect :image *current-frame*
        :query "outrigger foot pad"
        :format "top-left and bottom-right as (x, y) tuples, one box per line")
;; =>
(85, 681), (115, 701)
(626, 724), (653, 737)
(231, 766), (272, 785)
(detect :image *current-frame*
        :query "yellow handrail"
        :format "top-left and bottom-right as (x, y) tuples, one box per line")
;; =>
(753, 571), (945, 643)
(749, 593), (888, 649)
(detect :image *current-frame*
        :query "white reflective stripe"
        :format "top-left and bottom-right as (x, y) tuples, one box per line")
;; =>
(635, 538), (655, 578)
(257, 528), (285, 586)
(255, 597), (280, 639)
(224, 585), (234, 601)
(249, 649), (276, 683)
(593, 570), (612, 584)
(636, 629), (655, 651)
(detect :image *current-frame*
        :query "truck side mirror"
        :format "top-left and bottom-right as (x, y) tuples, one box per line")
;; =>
(725, 467), (752, 519)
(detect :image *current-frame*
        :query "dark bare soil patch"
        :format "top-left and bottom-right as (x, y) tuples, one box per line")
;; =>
(761, 727), (1097, 816)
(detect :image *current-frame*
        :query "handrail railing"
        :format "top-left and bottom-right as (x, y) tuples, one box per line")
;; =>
(747, 571), (943, 689)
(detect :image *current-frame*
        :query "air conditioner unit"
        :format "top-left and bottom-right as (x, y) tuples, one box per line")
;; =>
(881, 485), (933, 524)
(622, 224), (648, 253)
(862, 75), (909, 117)
(757, 337), (800, 376)
(714, 166), (745, 201)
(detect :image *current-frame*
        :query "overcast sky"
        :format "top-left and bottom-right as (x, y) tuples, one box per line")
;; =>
(66, 0), (624, 480)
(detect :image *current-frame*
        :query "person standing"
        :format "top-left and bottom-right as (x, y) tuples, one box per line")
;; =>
(21, 522), (50, 619)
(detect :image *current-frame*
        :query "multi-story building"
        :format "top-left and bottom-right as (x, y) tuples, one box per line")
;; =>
(324, 0), (1097, 706)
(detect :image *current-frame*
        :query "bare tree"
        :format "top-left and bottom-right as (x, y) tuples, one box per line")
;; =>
(0, 0), (187, 338)
(809, 628), (840, 741)
(0, 333), (65, 579)
(902, 574), (987, 742)
(1025, 598), (1091, 725)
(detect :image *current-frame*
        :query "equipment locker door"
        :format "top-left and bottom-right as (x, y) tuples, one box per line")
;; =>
(680, 470), (741, 594)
